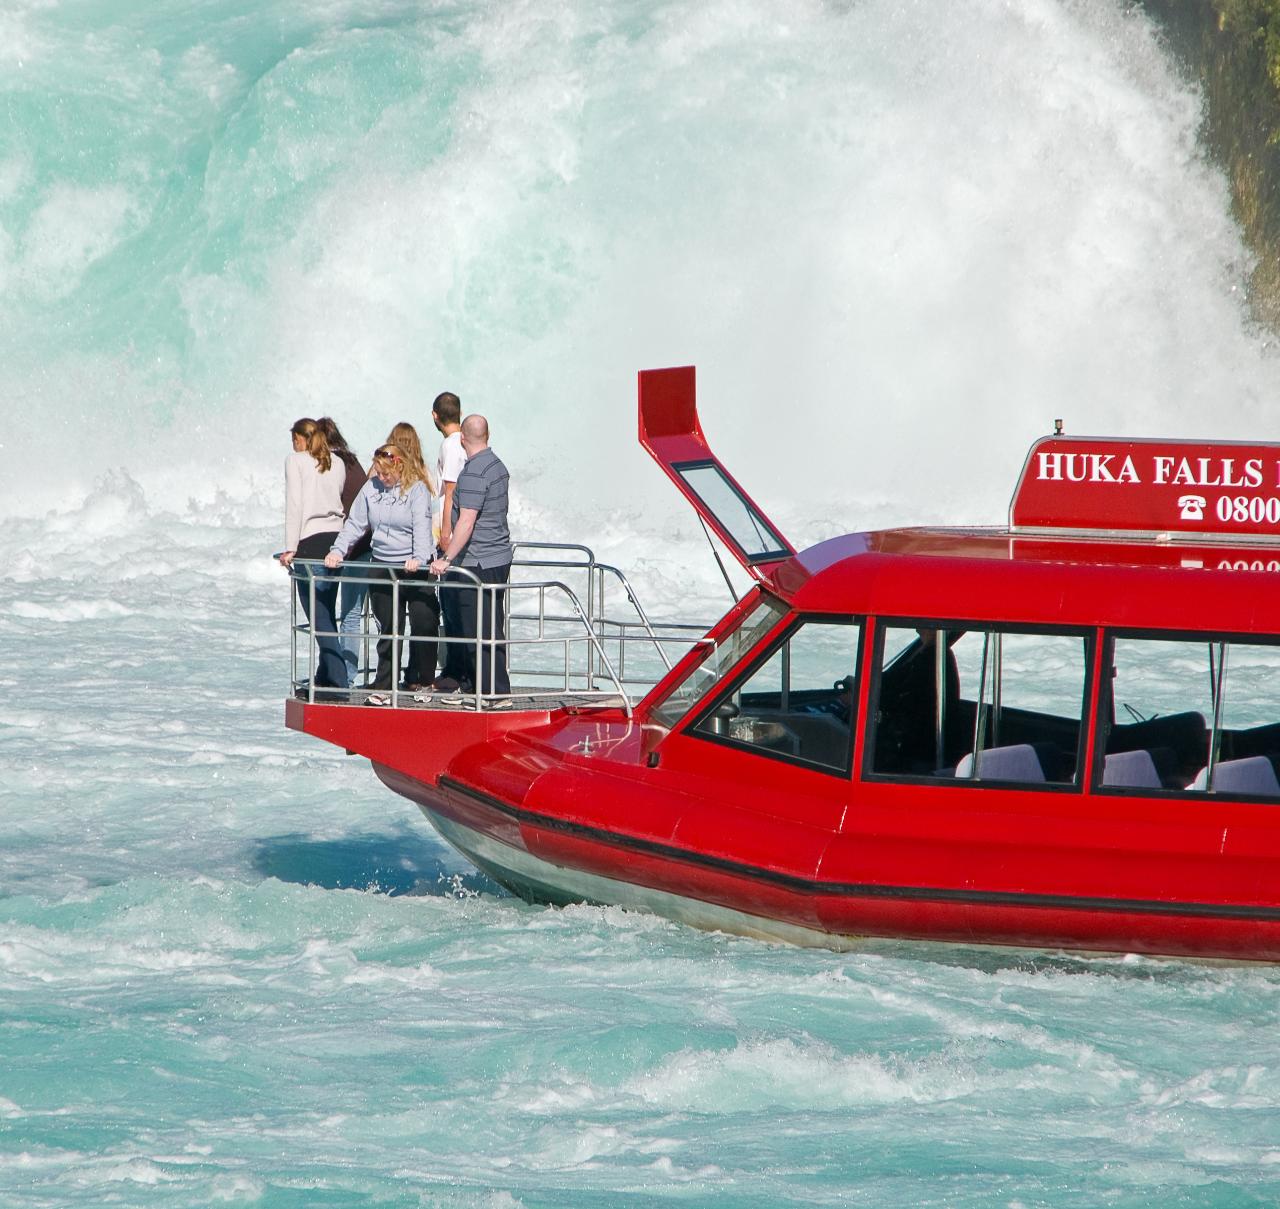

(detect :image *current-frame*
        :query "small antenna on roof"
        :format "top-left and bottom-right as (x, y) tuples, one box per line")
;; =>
(1053, 418), (1064, 436)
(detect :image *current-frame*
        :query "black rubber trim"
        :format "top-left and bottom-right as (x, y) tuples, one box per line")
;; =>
(437, 774), (1280, 923)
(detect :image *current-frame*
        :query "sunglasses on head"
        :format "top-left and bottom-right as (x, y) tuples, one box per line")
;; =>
(374, 446), (402, 461)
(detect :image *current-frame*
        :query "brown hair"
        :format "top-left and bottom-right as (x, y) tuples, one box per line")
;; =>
(291, 417), (332, 473)
(432, 392), (461, 426)
(385, 422), (437, 496)
(316, 416), (350, 451)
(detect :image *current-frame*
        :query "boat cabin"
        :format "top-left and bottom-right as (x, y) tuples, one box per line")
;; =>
(638, 368), (1280, 806)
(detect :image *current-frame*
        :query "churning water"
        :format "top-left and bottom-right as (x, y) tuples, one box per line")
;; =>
(5, 1), (1280, 1204)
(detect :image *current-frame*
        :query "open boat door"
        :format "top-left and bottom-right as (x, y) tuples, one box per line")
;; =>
(639, 366), (794, 580)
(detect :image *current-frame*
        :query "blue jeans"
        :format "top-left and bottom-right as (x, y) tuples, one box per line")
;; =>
(338, 550), (373, 684)
(293, 536), (347, 689)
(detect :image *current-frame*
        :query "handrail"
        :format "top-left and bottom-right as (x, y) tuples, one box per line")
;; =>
(593, 561), (677, 671)
(510, 544), (694, 674)
(511, 541), (597, 564)
(285, 552), (700, 716)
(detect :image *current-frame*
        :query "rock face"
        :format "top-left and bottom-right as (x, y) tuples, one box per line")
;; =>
(1141, 0), (1280, 329)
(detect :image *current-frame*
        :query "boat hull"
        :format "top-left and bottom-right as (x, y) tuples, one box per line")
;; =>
(374, 762), (1280, 961)
(429, 807), (859, 948)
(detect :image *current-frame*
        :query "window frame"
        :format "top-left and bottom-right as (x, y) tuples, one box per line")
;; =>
(1092, 626), (1280, 801)
(679, 612), (866, 779)
(644, 590), (790, 732)
(671, 458), (792, 565)
(861, 616), (1097, 793)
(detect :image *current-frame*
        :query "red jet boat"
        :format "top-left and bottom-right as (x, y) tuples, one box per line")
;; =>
(287, 366), (1280, 960)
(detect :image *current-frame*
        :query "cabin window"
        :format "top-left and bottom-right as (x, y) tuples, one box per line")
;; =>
(647, 593), (788, 730)
(1099, 636), (1280, 797)
(868, 624), (1090, 786)
(689, 617), (861, 774)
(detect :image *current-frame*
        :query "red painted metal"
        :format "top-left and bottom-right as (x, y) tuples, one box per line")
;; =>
(284, 368), (1280, 961)
(637, 365), (794, 570)
(1011, 435), (1280, 539)
(777, 530), (1280, 633)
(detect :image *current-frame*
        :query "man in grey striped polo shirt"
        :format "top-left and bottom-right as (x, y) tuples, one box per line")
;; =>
(429, 414), (513, 696)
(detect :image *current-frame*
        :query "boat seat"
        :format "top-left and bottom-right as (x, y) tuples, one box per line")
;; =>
(1106, 711), (1207, 784)
(955, 743), (1045, 783)
(1102, 749), (1163, 790)
(1222, 722), (1280, 762)
(1190, 756), (1280, 797)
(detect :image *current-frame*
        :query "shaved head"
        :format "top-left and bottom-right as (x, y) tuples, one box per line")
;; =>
(461, 414), (489, 442)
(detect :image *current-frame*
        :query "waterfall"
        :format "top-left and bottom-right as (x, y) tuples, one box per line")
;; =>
(0, 0), (1273, 541)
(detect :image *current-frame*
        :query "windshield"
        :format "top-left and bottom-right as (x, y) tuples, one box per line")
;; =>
(646, 593), (788, 729)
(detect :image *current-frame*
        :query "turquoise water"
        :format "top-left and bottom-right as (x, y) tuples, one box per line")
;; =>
(6, 1), (1280, 1204)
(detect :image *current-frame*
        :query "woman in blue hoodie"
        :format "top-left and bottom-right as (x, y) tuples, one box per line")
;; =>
(325, 443), (438, 703)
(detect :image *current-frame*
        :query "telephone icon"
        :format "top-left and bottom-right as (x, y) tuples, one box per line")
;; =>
(1178, 494), (1207, 522)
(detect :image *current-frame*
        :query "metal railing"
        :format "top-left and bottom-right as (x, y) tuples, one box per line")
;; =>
(287, 546), (708, 715)
(508, 542), (707, 692)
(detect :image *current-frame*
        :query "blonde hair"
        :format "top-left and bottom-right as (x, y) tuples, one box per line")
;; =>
(373, 442), (433, 499)
(291, 417), (332, 473)
(385, 421), (437, 496)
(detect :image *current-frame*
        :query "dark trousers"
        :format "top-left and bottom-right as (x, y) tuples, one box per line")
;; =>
(438, 568), (466, 682)
(294, 532), (347, 689)
(448, 563), (511, 694)
(367, 565), (440, 690)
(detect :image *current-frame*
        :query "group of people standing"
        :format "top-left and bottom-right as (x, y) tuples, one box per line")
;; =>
(279, 393), (513, 705)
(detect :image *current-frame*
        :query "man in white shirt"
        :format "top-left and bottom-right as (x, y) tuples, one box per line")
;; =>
(432, 391), (468, 688)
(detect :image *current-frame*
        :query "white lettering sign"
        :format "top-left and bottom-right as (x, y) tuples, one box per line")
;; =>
(1035, 452), (1272, 492)
(1035, 452), (1140, 483)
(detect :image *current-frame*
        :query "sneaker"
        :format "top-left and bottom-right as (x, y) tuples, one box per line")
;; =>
(488, 698), (515, 710)
(366, 692), (391, 707)
(412, 691), (433, 704)
(431, 676), (460, 693)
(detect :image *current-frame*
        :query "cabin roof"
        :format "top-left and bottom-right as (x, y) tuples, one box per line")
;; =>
(772, 526), (1280, 634)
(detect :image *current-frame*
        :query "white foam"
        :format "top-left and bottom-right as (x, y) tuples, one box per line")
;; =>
(13, 599), (131, 621)
(624, 1035), (976, 1111)
(340, 960), (440, 989)
(20, 183), (142, 299)
(208, 1171), (266, 1197)
(90, 1158), (174, 1186)
(0, 4), (53, 67)
(175, 44), (242, 109)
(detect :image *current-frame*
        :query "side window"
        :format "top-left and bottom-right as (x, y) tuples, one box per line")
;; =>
(690, 618), (861, 774)
(1101, 638), (1212, 791)
(1101, 636), (1280, 797)
(872, 626), (963, 775)
(869, 624), (1089, 786)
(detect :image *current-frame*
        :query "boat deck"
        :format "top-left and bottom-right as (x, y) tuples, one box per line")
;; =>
(293, 687), (629, 713)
